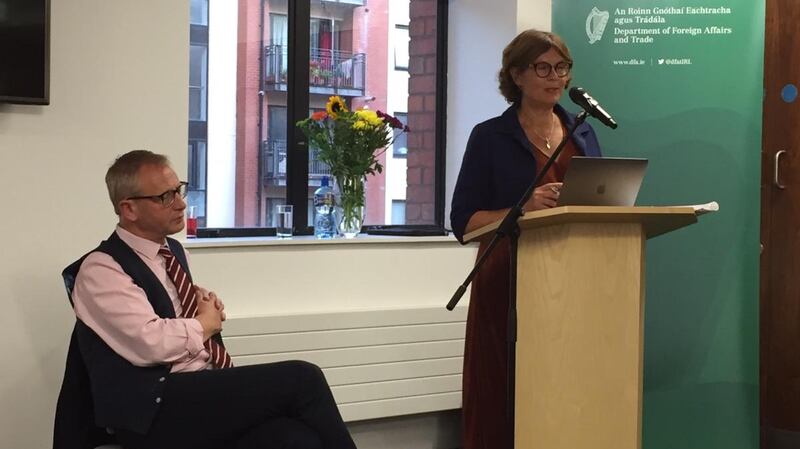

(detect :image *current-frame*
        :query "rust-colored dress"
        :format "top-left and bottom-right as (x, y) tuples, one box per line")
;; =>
(461, 132), (580, 449)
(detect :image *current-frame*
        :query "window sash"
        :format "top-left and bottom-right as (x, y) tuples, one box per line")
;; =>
(191, 0), (448, 237)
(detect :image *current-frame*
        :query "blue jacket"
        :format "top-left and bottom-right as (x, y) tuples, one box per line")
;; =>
(450, 104), (603, 242)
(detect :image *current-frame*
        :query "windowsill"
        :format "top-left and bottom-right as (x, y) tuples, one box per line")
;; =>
(182, 233), (462, 249)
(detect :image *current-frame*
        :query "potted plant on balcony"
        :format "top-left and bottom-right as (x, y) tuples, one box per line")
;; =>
(296, 96), (409, 238)
(309, 60), (322, 85)
(320, 69), (334, 86)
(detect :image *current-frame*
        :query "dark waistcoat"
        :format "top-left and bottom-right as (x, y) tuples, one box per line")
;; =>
(54, 232), (202, 448)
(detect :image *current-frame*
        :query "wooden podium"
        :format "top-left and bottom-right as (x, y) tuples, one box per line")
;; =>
(463, 206), (700, 449)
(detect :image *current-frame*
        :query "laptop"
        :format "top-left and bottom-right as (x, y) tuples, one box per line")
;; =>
(556, 156), (648, 207)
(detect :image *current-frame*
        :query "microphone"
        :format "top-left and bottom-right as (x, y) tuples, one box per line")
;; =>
(569, 87), (618, 129)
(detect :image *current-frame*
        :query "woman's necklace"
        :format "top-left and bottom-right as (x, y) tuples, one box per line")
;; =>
(527, 113), (556, 151)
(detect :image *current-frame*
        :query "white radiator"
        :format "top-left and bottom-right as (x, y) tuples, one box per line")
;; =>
(223, 306), (468, 422)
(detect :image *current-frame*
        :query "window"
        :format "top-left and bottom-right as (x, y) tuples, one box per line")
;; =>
(187, 140), (207, 226)
(190, 0), (208, 26)
(263, 104), (289, 229)
(394, 25), (410, 70)
(188, 45), (208, 121)
(269, 14), (288, 81)
(392, 112), (408, 158)
(188, 0), (446, 234)
(392, 200), (406, 225)
(187, 0), (209, 225)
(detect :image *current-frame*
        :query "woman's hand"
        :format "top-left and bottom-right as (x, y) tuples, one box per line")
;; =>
(524, 182), (562, 211)
(463, 182), (563, 235)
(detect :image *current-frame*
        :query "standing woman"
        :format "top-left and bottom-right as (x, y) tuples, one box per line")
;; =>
(450, 30), (603, 449)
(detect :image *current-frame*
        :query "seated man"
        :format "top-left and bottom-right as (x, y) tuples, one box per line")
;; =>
(67, 150), (356, 449)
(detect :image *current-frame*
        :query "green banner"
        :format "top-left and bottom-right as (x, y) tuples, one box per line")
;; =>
(554, 2), (763, 448)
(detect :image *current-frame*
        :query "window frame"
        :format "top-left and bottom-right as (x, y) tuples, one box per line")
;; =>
(393, 24), (410, 71)
(193, 0), (449, 237)
(392, 112), (409, 159)
(188, 0), (209, 227)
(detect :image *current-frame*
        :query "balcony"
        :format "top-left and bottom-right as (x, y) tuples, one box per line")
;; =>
(263, 45), (366, 97)
(322, 0), (365, 5)
(262, 138), (332, 186)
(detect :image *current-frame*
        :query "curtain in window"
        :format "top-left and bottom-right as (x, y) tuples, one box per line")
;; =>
(270, 14), (288, 71)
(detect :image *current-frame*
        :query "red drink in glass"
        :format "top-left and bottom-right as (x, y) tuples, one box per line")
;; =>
(186, 205), (198, 238)
(186, 217), (197, 238)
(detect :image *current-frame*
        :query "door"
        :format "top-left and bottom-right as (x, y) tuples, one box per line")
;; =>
(761, 0), (800, 446)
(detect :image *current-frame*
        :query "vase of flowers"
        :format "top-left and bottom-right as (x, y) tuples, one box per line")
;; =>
(297, 96), (408, 238)
(333, 175), (365, 238)
(297, 96), (409, 238)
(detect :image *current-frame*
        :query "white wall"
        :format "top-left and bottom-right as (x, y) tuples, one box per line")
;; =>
(187, 239), (472, 316)
(517, 0), (552, 33)
(0, 1), (188, 448)
(0, 0), (550, 447)
(445, 0), (551, 228)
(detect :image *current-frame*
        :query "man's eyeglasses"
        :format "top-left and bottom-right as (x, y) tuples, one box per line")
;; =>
(126, 182), (189, 207)
(528, 61), (572, 78)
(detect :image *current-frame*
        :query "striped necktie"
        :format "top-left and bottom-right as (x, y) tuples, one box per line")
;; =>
(158, 247), (233, 369)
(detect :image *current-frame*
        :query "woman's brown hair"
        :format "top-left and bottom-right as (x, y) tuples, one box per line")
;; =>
(498, 30), (573, 104)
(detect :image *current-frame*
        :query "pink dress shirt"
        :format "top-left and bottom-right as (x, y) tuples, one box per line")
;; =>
(72, 226), (210, 372)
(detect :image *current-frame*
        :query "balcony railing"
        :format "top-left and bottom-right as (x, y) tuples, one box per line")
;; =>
(322, 0), (365, 5)
(263, 45), (366, 97)
(262, 138), (332, 185)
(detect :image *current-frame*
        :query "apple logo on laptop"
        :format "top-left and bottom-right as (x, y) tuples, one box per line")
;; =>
(596, 184), (606, 195)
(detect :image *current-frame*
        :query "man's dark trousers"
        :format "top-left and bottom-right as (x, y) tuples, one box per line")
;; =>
(115, 360), (356, 449)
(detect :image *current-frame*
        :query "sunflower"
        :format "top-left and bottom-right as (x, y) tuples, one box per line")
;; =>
(326, 96), (348, 118)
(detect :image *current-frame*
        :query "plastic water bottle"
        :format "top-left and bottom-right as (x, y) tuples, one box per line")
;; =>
(313, 176), (336, 239)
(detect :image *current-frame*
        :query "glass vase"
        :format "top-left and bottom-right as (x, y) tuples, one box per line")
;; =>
(334, 175), (365, 238)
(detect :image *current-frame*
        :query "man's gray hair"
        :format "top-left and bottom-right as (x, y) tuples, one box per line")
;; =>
(105, 150), (170, 214)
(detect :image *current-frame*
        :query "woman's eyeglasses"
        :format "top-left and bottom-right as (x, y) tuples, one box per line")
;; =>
(528, 61), (572, 78)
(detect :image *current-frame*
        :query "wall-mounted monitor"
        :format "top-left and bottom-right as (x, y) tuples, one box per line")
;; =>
(0, 0), (50, 105)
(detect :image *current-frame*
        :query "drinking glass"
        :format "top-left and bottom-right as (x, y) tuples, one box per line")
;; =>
(276, 204), (293, 238)
(186, 206), (198, 238)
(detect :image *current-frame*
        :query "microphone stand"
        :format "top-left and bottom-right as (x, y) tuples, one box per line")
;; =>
(446, 109), (589, 449)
